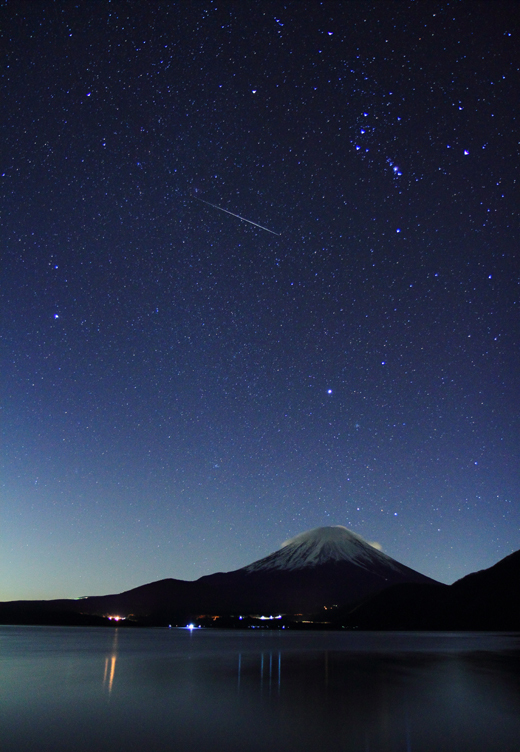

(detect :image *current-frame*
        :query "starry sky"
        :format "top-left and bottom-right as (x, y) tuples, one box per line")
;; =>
(2, 1), (519, 600)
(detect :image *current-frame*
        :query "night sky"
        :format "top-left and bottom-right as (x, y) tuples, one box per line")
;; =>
(2, 1), (519, 600)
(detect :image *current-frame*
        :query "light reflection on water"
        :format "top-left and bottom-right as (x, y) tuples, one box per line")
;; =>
(1, 627), (520, 752)
(101, 629), (118, 695)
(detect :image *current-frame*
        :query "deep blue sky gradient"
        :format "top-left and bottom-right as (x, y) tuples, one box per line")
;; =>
(2, 1), (519, 599)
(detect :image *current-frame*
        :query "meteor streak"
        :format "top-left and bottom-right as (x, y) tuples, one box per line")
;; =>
(194, 196), (280, 236)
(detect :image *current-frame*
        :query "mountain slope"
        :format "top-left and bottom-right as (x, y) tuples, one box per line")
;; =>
(243, 526), (401, 572)
(342, 549), (520, 630)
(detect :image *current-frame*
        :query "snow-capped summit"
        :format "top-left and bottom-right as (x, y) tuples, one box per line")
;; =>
(244, 525), (401, 572)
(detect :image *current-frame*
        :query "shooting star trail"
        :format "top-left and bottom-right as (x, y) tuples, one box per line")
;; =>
(194, 196), (280, 236)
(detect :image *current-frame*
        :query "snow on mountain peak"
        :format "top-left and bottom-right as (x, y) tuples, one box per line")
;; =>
(281, 525), (379, 553)
(244, 525), (401, 572)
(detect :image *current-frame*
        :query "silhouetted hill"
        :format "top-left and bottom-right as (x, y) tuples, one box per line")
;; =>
(340, 549), (520, 630)
(0, 601), (114, 627)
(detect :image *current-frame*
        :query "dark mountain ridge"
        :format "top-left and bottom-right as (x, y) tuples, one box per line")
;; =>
(341, 549), (520, 630)
(1, 526), (435, 622)
(2, 526), (518, 629)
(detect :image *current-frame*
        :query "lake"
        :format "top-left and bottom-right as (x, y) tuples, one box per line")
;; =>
(1, 626), (520, 751)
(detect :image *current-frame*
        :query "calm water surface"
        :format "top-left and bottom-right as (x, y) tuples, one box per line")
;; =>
(1, 626), (520, 751)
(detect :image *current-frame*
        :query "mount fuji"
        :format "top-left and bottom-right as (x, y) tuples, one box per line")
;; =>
(2, 525), (519, 629)
(192, 525), (439, 614)
(3, 525), (436, 621)
(244, 526), (407, 572)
